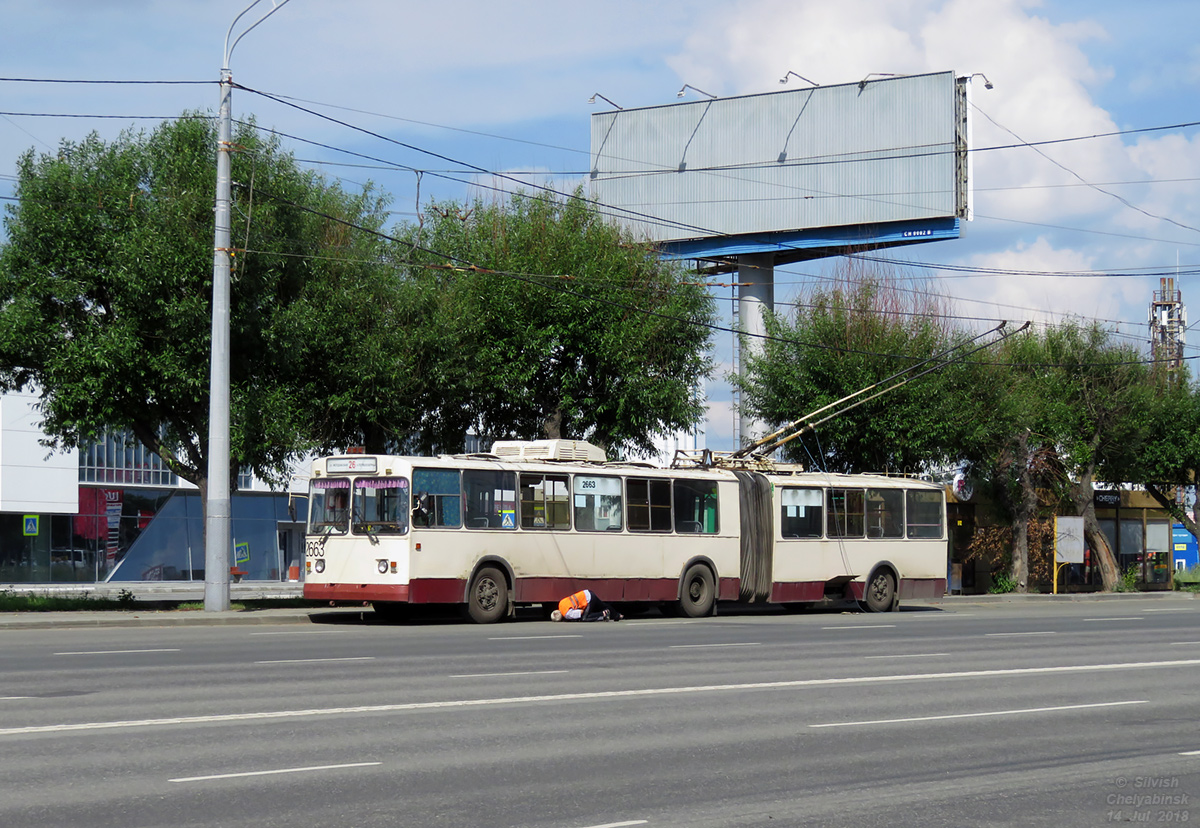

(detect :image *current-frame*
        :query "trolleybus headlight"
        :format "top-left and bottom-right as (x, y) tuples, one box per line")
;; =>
(314, 559), (325, 573)
(377, 559), (389, 574)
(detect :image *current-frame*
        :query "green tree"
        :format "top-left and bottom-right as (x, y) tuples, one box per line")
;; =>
(1033, 321), (1154, 591)
(1112, 369), (1200, 550)
(0, 115), (394, 506)
(736, 262), (979, 474)
(393, 191), (716, 457)
(966, 330), (1066, 593)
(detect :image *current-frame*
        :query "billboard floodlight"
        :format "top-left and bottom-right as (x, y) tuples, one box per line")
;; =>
(779, 71), (818, 87)
(676, 83), (717, 99)
(587, 93), (622, 109)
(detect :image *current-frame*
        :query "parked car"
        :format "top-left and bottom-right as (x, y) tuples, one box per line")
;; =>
(51, 548), (97, 570)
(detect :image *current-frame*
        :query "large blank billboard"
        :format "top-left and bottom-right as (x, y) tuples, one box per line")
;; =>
(590, 71), (968, 247)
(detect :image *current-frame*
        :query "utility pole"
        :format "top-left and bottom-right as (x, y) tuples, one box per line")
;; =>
(205, 0), (292, 612)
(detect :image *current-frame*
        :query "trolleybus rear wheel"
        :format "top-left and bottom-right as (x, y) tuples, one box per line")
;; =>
(678, 564), (716, 617)
(862, 570), (896, 613)
(467, 566), (508, 624)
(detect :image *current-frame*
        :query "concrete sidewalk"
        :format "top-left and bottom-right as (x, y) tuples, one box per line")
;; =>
(0, 580), (305, 602)
(924, 590), (1195, 604)
(0, 580), (332, 630)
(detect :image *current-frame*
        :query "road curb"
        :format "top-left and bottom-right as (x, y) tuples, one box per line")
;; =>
(920, 591), (1194, 604)
(0, 609), (338, 631)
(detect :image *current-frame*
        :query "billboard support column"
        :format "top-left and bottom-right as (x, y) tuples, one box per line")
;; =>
(737, 253), (775, 450)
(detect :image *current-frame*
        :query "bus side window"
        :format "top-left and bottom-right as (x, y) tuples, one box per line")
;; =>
(463, 469), (517, 530)
(627, 478), (671, 532)
(412, 468), (462, 528)
(780, 487), (822, 538)
(827, 488), (865, 538)
(906, 489), (944, 538)
(866, 488), (904, 539)
(673, 479), (718, 534)
(573, 475), (623, 532)
(520, 473), (570, 530)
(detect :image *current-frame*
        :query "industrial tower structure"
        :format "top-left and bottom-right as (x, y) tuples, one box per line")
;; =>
(1149, 277), (1186, 384)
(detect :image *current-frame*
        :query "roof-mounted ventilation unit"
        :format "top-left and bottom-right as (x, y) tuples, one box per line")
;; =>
(490, 440), (608, 462)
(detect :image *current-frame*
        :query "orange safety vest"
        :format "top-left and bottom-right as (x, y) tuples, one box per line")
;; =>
(558, 590), (590, 616)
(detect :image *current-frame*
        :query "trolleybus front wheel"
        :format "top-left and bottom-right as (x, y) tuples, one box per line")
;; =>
(678, 564), (716, 617)
(861, 569), (896, 613)
(466, 566), (509, 624)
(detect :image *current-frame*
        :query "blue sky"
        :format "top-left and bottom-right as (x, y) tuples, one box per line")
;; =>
(1, 0), (1198, 454)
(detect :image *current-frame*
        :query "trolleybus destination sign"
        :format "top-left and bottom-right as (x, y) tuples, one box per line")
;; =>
(326, 457), (377, 473)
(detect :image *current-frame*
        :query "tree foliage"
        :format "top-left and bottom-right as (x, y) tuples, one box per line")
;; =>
(1035, 321), (1154, 590)
(967, 321), (1166, 591)
(0, 115), (392, 492)
(0, 117), (718, 495)
(393, 191), (716, 457)
(736, 262), (984, 474)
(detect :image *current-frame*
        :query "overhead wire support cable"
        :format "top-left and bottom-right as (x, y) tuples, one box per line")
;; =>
(239, 181), (1192, 370)
(0, 77), (212, 85)
(238, 117), (712, 239)
(229, 98), (1200, 270)
(236, 83), (719, 240)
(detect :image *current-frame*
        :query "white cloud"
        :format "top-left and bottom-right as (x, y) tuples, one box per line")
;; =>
(953, 237), (1103, 322)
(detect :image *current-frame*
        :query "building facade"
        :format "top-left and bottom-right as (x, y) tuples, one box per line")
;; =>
(0, 390), (306, 585)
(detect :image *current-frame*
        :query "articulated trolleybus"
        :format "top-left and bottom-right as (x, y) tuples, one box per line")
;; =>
(303, 440), (947, 622)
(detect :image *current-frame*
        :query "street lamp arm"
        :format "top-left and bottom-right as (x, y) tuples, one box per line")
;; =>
(224, 0), (294, 69)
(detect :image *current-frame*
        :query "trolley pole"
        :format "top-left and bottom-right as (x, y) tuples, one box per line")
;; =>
(204, 0), (292, 612)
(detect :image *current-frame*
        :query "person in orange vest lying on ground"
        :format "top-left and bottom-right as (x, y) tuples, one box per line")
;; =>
(550, 589), (622, 622)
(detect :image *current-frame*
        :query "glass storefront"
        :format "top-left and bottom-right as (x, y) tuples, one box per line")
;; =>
(0, 511), (103, 584)
(1, 486), (306, 583)
(1098, 515), (1172, 585)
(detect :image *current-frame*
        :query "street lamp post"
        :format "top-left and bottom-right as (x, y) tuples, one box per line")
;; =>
(205, 0), (292, 612)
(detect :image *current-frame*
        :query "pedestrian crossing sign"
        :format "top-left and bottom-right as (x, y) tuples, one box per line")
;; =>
(500, 511), (515, 529)
(23, 515), (39, 536)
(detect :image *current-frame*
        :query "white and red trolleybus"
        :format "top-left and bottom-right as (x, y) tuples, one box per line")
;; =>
(302, 440), (947, 622)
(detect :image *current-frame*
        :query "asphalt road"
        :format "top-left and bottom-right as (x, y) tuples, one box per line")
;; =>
(2, 598), (1199, 827)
